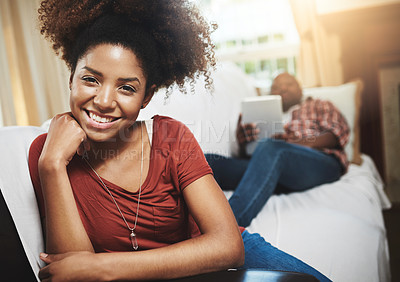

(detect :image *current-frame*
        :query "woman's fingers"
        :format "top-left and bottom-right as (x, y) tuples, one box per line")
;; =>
(38, 265), (50, 281)
(42, 112), (88, 165)
(40, 252), (70, 264)
(38, 252), (95, 281)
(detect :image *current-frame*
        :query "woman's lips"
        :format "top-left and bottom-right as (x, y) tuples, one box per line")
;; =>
(85, 110), (120, 129)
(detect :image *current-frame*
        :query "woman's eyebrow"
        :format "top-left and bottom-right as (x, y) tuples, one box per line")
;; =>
(83, 66), (102, 77)
(83, 66), (141, 85)
(118, 77), (141, 85)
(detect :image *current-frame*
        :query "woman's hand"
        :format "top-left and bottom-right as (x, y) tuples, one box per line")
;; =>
(39, 113), (90, 169)
(39, 252), (104, 282)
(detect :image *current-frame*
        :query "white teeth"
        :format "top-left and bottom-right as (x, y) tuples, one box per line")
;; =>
(89, 112), (114, 123)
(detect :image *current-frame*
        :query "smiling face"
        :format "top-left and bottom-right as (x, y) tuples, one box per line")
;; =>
(270, 73), (302, 112)
(69, 44), (154, 143)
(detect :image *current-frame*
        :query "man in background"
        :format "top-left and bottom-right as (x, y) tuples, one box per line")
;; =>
(206, 72), (350, 227)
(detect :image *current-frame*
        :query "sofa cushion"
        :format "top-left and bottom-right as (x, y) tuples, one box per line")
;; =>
(0, 126), (46, 281)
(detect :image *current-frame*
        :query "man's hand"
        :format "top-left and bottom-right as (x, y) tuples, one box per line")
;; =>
(236, 114), (259, 157)
(236, 114), (259, 145)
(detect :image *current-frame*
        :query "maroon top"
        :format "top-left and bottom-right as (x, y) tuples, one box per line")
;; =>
(29, 115), (215, 252)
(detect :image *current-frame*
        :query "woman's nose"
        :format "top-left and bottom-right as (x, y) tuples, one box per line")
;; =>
(93, 86), (116, 110)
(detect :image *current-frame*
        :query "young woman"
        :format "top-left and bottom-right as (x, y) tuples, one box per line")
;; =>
(29, 1), (331, 281)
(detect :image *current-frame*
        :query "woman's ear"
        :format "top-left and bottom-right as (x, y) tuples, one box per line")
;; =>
(141, 85), (156, 109)
(69, 73), (74, 90)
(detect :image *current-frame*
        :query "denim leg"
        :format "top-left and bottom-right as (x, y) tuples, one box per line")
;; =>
(205, 154), (250, 191)
(229, 139), (342, 227)
(277, 146), (342, 190)
(241, 230), (332, 282)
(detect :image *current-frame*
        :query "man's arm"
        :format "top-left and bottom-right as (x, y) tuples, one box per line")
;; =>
(285, 131), (340, 149)
(281, 99), (350, 151)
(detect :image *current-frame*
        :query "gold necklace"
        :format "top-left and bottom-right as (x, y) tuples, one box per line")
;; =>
(83, 121), (143, 250)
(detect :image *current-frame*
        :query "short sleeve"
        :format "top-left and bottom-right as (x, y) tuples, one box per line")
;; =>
(175, 122), (213, 190)
(152, 116), (213, 190)
(28, 134), (47, 218)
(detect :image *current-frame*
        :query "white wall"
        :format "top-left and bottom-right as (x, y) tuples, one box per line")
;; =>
(315, 0), (400, 14)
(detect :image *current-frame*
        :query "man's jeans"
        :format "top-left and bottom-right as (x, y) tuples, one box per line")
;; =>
(206, 138), (342, 227)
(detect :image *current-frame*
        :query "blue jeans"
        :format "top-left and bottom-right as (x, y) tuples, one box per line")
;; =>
(206, 138), (342, 227)
(242, 230), (331, 281)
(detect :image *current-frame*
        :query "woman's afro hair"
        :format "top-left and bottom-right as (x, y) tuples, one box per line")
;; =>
(38, 0), (217, 91)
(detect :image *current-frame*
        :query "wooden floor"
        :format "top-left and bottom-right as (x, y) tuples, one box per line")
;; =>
(383, 202), (400, 282)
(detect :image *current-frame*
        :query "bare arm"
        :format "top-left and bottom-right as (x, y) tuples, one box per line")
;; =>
(275, 131), (339, 149)
(289, 131), (339, 149)
(302, 131), (340, 149)
(39, 113), (94, 254)
(39, 174), (244, 281)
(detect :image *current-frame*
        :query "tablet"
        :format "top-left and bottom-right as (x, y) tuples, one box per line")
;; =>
(241, 95), (284, 155)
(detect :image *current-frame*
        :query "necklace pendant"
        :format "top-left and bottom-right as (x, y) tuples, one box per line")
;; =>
(130, 230), (139, 250)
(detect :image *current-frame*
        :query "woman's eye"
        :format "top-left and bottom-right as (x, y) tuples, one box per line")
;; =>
(121, 85), (136, 94)
(82, 76), (98, 84)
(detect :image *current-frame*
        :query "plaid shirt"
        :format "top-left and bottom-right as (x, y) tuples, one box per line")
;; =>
(284, 97), (350, 172)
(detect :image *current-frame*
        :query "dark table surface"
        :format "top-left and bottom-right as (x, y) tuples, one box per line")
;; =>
(165, 268), (319, 282)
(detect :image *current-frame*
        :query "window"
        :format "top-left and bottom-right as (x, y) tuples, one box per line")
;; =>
(197, 0), (299, 92)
